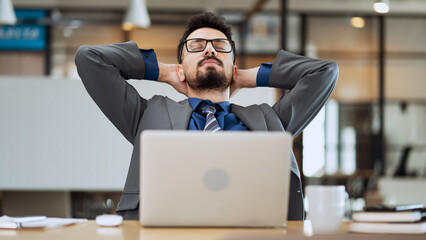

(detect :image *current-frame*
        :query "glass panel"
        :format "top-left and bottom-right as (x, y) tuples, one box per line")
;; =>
(307, 16), (379, 102)
(384, 102), (426, 176)
(386, 17), (426, 53)
(52, 23), (123, 79)
(303, 101), (378, 177)
(308, 16), (378, 53)
(303, 108), (325, 177)
(325, 100), (339, 175)
(385, 17), (426, 101)
(340, 126), (356, 175)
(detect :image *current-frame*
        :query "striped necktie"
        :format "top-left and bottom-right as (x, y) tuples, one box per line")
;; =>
(201, 105), (221, 132)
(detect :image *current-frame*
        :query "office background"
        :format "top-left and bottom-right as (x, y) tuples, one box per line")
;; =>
(0, 0), (425, 218)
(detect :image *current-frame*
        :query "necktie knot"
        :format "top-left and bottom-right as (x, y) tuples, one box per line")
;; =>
(201, 105), (216, 115)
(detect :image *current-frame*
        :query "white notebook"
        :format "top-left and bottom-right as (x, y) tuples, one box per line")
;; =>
(0, 215), (87, 229)
(349, 221), (426, 234)
(352, 211), (423, 222)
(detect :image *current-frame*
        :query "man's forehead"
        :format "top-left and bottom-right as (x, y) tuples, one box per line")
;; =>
(186, 27), (227, 40)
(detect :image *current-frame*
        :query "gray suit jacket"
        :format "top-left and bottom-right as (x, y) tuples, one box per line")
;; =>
(75, 41), (338, 220)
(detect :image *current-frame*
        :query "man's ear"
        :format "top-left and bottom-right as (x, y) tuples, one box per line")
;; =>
(232, 65), (238, 81)
(177, 64), (185, 82)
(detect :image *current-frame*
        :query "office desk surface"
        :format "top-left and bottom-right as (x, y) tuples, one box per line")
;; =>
(0, 220), (423, 240)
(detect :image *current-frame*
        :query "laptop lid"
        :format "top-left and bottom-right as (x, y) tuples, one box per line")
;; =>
(139, 131), (292, 228)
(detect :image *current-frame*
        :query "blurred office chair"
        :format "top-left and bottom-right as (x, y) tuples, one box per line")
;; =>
(394, 145), (412, 177)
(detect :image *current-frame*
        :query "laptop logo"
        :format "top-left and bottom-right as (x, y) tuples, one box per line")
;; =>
(203, 168), (229, 191)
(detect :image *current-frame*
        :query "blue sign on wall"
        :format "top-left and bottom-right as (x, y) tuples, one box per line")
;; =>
(0, 9), (47, 51)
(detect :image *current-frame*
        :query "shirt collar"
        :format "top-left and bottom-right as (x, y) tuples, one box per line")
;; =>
(188, 97), (230, 113)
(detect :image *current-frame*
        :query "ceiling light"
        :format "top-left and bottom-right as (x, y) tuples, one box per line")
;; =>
(123, 0), (151, 31)
(373, 0), (390, 14)
(0, 0), (17, 25)
(350, 17), (365, 28)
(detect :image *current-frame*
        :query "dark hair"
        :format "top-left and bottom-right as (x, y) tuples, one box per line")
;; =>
(177, 12), (235, 64)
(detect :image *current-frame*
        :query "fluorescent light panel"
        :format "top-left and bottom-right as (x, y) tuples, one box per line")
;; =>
(0, 0), (17, 25)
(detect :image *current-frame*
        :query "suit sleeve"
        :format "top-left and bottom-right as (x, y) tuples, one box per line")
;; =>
(75, 41), (147, 144)
(270, 50), (338, 137)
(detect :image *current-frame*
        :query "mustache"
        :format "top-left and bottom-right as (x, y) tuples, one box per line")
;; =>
(198, 56), (223, 67)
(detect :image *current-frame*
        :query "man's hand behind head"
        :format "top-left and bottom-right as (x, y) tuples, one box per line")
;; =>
(158, 62), (188, 96)
(230, 67), (259, 98)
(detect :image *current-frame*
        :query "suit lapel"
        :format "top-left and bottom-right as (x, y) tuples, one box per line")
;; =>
(165, 98), (193, 130)
(231, 104), (267, 131)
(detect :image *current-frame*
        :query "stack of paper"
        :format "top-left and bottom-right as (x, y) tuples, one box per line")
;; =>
(349, 204), (426, 234)
(0, 215), (87, 230)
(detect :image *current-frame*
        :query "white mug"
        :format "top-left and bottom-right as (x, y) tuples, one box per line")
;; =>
(305, 185), (349, 235)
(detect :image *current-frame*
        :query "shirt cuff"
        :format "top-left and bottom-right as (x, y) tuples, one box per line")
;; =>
(256, 63), (272, 87)
(140, 49), (159, 80)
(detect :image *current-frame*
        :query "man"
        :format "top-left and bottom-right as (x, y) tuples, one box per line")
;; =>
(75, 12), (338, 220)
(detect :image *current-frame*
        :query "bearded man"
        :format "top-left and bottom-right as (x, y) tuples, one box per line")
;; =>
(75, 12), (338, 220)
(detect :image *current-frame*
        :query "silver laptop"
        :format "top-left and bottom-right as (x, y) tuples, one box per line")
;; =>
(139, 130), (292, 228)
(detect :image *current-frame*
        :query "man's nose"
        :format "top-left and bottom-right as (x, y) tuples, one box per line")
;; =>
(203, 41), (217, 57)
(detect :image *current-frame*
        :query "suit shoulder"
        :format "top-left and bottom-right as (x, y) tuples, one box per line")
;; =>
(231, 103), (274, 114)
(148, 95), (188, 106)
(258, 103), (274, 113)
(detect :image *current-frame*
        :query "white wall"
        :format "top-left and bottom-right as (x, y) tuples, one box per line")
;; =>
(0, 76), (277, 191)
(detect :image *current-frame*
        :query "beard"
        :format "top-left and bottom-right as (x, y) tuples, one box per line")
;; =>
(185, 57), (232, 93)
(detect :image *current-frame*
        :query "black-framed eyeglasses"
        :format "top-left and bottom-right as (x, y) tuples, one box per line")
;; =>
(183, 38), (234, 53)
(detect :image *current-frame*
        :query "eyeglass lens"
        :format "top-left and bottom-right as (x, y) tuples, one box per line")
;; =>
(186, 39), (232, 52)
